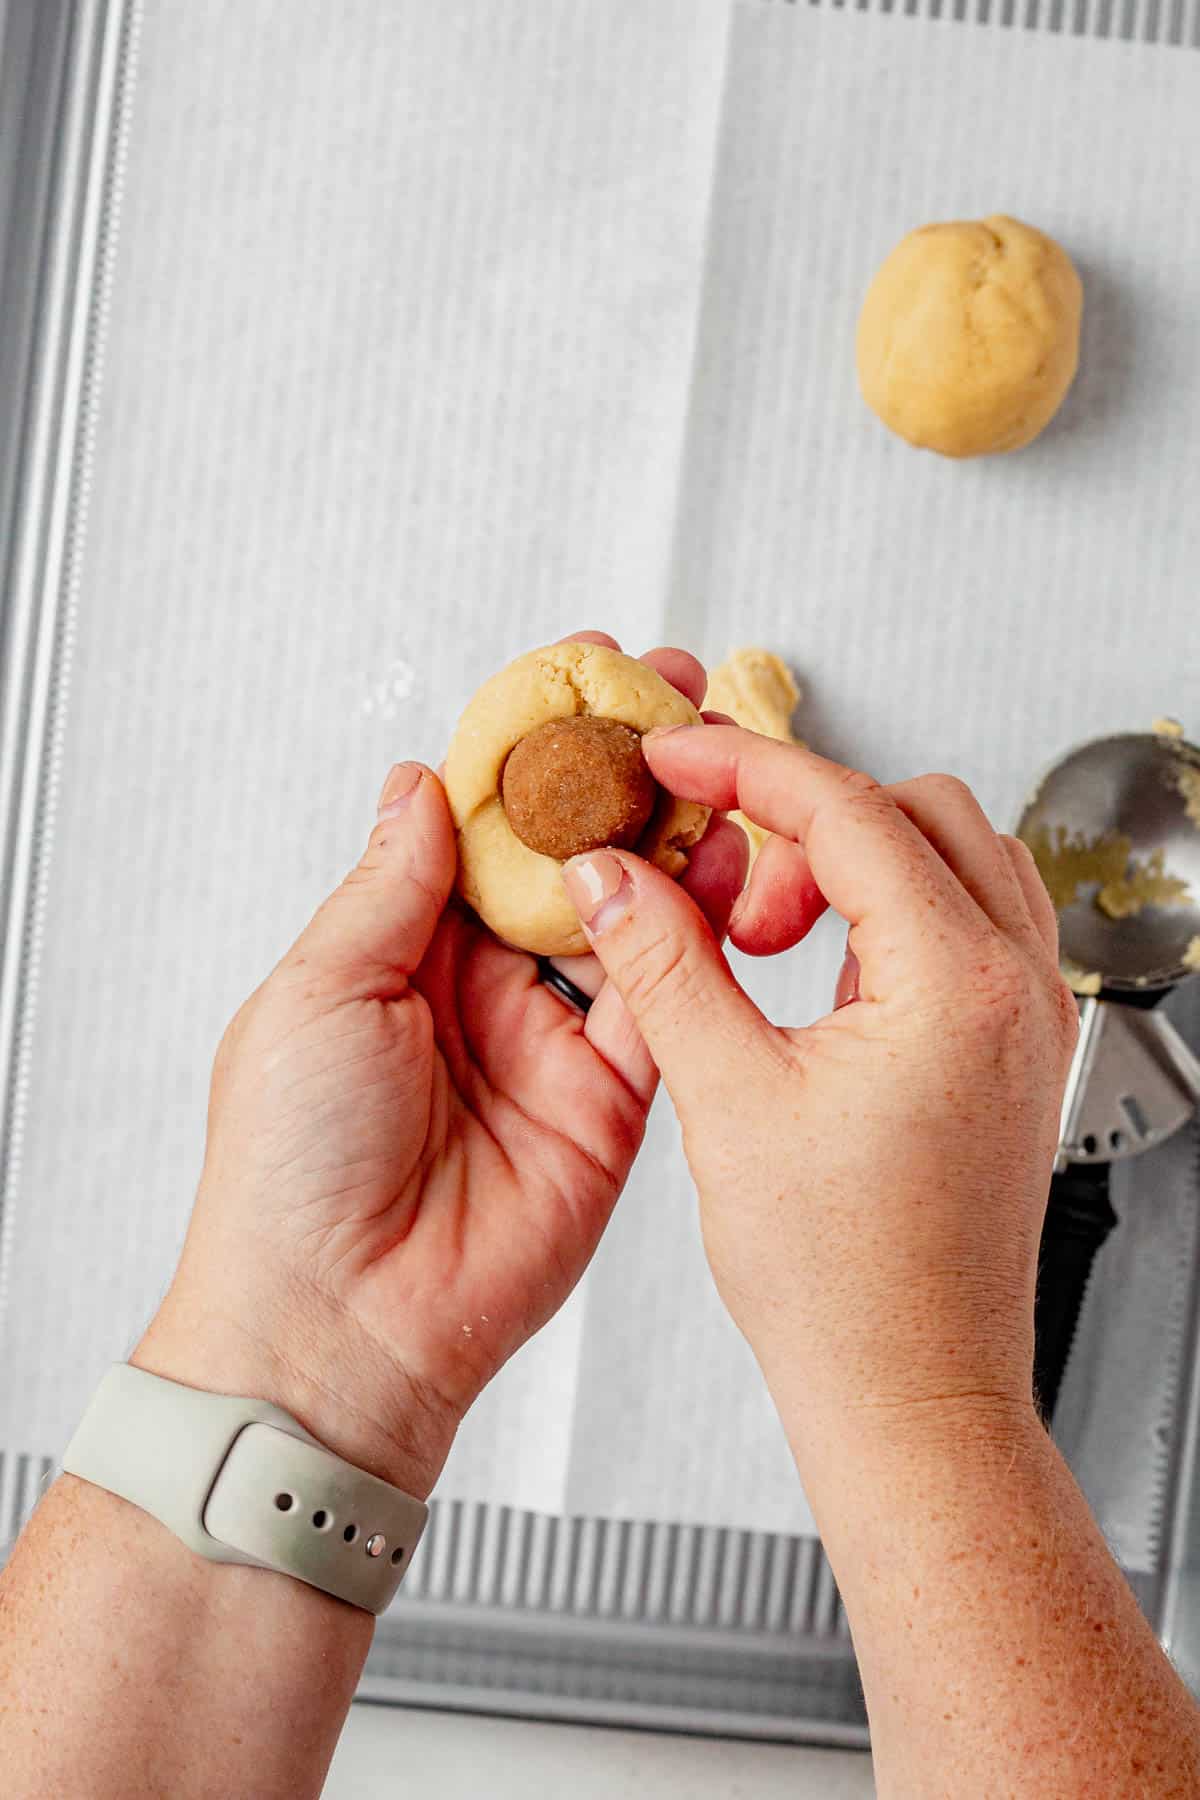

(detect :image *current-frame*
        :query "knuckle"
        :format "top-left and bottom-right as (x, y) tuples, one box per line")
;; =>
(957, 943), (1078, 1066)
(833, 765), (882, 802)
(211, 1017), (240, 1086)
(961, 945), (1036, 1027)
(981, 947), (1032, 1004)
(310, 862), (379, 936)
(923, 772), (977, 809)
(210, 989), (263, 1091)
(999, 831), (1031, 861)
(1000, 833), (1038, 875)
(621, 926), (702, 1024)
(219, 985), (262, 1049)
(1048, 974), (1082, 1051)
(340, 853), (380, 893)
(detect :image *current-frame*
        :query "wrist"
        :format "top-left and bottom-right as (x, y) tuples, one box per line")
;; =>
(782, 1390), (1047, 1547)
(134, 1279), (457, 1502)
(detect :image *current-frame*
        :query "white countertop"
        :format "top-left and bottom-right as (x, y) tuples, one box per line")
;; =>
(325, 1704), (876, 1798)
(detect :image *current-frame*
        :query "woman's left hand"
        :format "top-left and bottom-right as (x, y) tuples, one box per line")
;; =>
(136, 634), (747, 1498)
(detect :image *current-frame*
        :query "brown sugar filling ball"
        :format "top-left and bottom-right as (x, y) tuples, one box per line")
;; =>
(501, 715), (658, 861)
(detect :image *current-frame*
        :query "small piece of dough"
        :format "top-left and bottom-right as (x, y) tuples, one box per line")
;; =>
(856, 215), (1082, 458)
(1062, 962), (1102, 998)
(446, 642), (710, 956)
(704, 648), (802, 862)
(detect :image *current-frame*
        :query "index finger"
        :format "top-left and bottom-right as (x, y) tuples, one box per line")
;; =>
(643, 724), (983, 952)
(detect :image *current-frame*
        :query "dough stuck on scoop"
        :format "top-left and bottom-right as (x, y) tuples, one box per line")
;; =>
(501, 715), (657, 861)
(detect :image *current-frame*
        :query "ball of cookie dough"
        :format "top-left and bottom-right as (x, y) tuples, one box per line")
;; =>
(856, 215), (1082, 458)
(445, 642), (711, 957)
(501, 715), (657, 861)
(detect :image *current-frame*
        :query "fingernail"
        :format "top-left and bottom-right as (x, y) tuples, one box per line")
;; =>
(643, 723), (690, 743)
(563, 851), (631, 935)
(377, 762), (422, 817)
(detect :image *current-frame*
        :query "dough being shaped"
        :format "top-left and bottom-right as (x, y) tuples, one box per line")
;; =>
(856, 215), (1082, 458)
(704, 648), (802, 864)
(446, 642), (710, 956)
(502, 716), (656, 860)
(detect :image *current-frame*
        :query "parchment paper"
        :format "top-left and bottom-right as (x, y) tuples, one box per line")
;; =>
(3, 0), (1199, 1542)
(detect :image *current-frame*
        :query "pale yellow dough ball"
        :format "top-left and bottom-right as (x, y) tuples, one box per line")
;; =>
(856, 215), (1083, 458)
(445, 642), (710, 957)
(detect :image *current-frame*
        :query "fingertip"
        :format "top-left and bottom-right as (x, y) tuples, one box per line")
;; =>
(368, 762), (457, 892)
(642, 721), (702, 757)
(372, 759), (450, 834)
(300, 761), (456, 987)
(377, 760), (429, 819)
(708, 810), (752, 880)
(562, 839), (768, 1112)
(638, 646), (707, 710)
(680, 814), (750, 941)
(727, 834), (828, 957)
(557, 628), (622, 650)
(562, 847), (634, 939)
(641, 718), (712, 759)
(553, 636), (709, 712)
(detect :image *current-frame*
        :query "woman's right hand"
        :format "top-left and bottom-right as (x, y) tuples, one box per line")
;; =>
(562, 725), (1079, 1453)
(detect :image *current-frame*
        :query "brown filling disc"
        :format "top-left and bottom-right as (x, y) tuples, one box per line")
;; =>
(501, 715), (658, 861)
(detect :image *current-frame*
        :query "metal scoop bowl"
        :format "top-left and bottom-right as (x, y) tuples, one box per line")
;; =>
(1018, 730), (1200, 995)
(1016, 728), (1200, 1422)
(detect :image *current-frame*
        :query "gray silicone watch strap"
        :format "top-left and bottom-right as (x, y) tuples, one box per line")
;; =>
(62, 1364), (428, 1614)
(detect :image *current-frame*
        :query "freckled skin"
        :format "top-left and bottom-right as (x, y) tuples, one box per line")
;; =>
(5, 715), (1200, 1796)
(586, 726), (1200, 1796)
(0, 634), (746, 1800)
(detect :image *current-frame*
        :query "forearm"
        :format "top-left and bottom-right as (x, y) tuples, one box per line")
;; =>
(789, 1396), (1200, 1798)
(0, 1297), (449, 1800)
(0, 1475), (370, 1800)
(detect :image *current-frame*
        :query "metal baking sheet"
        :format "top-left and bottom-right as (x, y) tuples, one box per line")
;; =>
(1, 0), (1199, 1748)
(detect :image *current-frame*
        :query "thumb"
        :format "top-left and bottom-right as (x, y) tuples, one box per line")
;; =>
(563, 848), (772, 1111)
(295, 762), (456, 991)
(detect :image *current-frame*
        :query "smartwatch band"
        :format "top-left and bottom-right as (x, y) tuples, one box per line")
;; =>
(62, 1364), (428, 1614)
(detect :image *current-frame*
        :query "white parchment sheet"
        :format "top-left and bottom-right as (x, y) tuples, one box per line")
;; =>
(2, 0), (1199, 1541)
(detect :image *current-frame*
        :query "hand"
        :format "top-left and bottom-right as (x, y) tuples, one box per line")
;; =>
(561, 725), (1078, 1451)
(136, 639), (747, 1497)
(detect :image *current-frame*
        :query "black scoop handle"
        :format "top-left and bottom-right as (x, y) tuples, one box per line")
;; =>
(1033, 1161), (1118, 1425)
